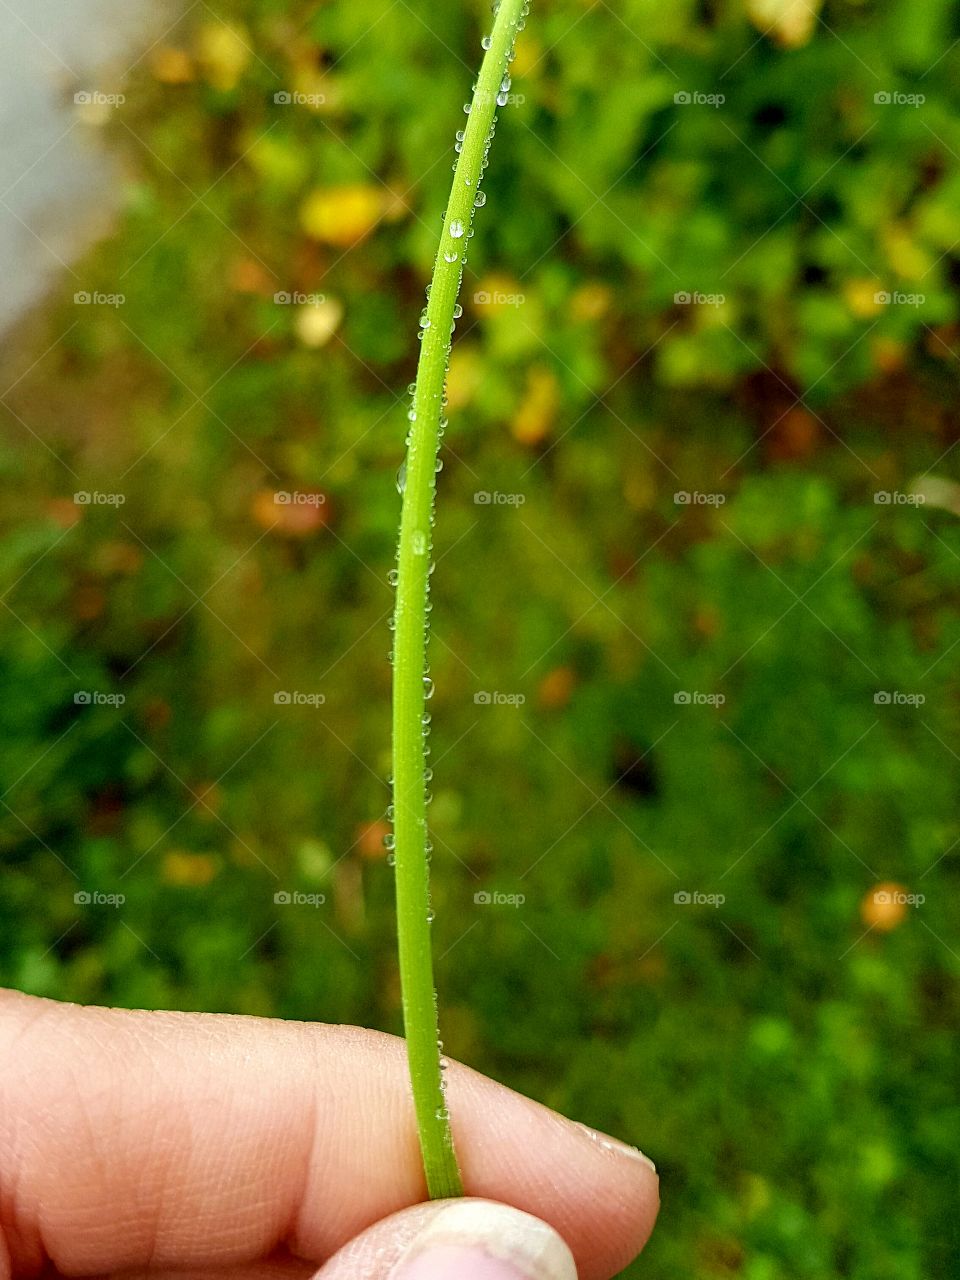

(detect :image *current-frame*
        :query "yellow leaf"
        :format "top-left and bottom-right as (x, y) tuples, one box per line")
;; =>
(883, 223), (933, 281)
(162, 851), (218, 887)
(150, 47), (194, 85)
(746, 0), (823, 48)
(512, 32), (540, 77)
(860, 882), (911, 932)
(570, 281), (612, 323)
(842, 278), (886, 319)
(294, 297), (344, 348)
(473, 272), (524, 313)
(195, 23), (251, 92)
(513, 364), (559, 446)
(446, 346), (483, 410)
(300, 184), (386, 246)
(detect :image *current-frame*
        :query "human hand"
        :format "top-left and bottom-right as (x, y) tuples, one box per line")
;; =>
(0, 992), (658, 1280)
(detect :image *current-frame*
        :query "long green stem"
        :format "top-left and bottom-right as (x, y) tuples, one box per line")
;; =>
(392, 0), (529, 1200)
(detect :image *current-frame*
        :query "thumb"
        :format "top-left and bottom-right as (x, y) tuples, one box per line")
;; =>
(316, 1199), (577, 1280)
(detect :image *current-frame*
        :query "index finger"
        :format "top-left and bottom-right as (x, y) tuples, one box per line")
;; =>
(0, 992), (657, 1280)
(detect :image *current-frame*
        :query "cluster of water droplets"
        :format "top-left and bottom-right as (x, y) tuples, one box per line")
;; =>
(386, 0), (532, 983)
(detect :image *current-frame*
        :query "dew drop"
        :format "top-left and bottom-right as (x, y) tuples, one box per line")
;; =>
(448, 219), (464, 238)
(423, 676), (435, 699)
(387, 568), (399, 587)
(481, 34), (492, 49)
(474, 190), (486, 207)
(453, 303), (463, 318)
(443, 249), (458, 263)
(396, 462), (406, 494)
(383, 832), (396, 850)
(386, 852), (396, 866)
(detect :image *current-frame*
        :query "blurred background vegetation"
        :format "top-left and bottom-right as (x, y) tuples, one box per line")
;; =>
(1, 0), (959, 1275)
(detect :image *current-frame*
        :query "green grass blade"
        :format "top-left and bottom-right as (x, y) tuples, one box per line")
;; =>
(391, 0), (531, 1201)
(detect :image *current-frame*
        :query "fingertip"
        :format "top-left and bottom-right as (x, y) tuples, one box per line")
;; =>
(315, 1199), (576, 1280)
(447, 1065), (659, 1279)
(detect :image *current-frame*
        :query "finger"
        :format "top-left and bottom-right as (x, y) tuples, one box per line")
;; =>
(314, 1199), (576, 1280)
(94, 1204), (575, 1280)
(0, 992), (657, 1280)
(101, 1259), (315, 1280)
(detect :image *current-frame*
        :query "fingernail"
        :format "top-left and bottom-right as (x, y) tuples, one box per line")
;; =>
(574, 1122), (657, 1174)
(391, 1200), (577, 1280)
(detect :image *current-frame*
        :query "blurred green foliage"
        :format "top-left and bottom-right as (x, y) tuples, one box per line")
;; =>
(1, 0), (959, 1276)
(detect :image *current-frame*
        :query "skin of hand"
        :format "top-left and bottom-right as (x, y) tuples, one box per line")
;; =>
(0, 991), (658, 1280)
